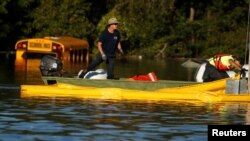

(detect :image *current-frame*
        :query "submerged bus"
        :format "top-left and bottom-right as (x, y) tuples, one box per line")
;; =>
(15, 36), (89, 62)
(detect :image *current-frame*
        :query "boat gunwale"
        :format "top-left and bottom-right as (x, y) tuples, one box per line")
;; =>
(42, 76), (199, 91)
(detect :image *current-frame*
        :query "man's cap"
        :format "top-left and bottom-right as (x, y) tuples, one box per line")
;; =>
(108, 17), (119, 25)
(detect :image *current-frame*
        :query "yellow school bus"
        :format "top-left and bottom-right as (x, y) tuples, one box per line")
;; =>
(15, 36), (89, 62)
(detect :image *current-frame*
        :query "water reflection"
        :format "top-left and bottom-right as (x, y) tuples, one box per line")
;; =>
(9, 55), (198, 85)
(1, 56), (250, 140)
(0, 99), (249, 141)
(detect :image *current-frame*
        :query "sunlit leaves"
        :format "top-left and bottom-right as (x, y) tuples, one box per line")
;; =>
(30, 0), (93, 38)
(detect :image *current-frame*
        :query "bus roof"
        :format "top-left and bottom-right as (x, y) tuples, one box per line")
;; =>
(44, 36), (89, 50)
(16, 36), (89, 50)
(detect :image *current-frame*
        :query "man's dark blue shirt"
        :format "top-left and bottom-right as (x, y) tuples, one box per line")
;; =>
(99, 28), (121, 57)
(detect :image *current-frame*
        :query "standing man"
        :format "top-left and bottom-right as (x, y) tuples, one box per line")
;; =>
(79, 17), (124, 79)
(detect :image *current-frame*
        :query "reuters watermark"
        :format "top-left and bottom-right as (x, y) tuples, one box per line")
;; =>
(208, 125), (250, 140)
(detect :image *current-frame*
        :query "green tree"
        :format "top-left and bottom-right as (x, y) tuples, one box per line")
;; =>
(98, 0), (172, 56)
(0, 0), (35, 50)
(201, 0), (248, 58)
(29, 0), (93, 38)
(0, 0), (9, 38)
(1, 0), (250, 58)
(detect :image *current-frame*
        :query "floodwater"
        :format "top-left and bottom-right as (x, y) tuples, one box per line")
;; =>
(0, 55), (250, 141)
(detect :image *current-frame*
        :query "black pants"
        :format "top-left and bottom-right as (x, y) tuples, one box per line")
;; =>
(86, 53), (115, 79)
(202, 62), (229, 82)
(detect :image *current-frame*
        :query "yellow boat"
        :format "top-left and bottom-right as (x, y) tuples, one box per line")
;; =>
(21, 77), (250, 103)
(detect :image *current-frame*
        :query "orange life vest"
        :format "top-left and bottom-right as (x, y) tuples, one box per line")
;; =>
(212, 54), (233, 71)
(128, 72), (158, 81)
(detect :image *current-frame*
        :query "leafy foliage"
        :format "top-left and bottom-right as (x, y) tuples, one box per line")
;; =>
(29, 0), (93, 38)
(0, 0), (250, 60)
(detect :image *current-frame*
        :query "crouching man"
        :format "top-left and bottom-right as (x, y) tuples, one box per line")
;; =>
(196, 54), (242, 82)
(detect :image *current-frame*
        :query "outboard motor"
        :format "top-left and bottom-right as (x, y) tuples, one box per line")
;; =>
(39, 55), (63, 76)
(226, 64), (249, 94)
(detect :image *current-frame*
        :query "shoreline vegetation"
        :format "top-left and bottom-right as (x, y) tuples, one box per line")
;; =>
(0, 1), (248, 60)
(0, 51), (205, 62)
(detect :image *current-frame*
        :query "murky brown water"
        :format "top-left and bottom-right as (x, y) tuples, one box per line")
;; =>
(0, 55), (250, 141)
